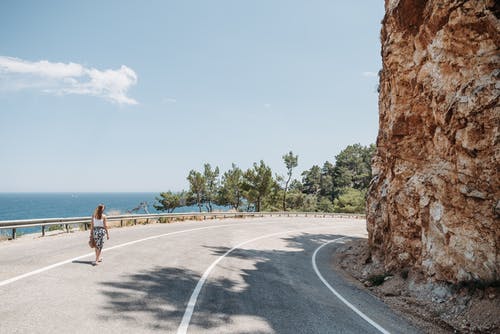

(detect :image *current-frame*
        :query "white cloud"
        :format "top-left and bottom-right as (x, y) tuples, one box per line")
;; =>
(0, 57), (84, 78)
(0, 56), (138, 105)
(362, 71), (378, 77)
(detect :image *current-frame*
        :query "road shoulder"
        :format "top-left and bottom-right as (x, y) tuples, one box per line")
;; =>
(330, 238), (500, 333)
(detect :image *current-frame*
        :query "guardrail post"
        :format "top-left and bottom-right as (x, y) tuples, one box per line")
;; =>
(120, 220), (123, 227)
(12, 228), (16, 240)
(42, 225), (46, 237)
(65, 224), (69, 233)
(134, 219), (137, 225)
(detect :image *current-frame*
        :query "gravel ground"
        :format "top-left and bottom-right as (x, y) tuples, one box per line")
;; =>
(331, 239), (500, 334)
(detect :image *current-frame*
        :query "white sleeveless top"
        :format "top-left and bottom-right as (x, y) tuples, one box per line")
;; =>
(93, 216), (104, 227)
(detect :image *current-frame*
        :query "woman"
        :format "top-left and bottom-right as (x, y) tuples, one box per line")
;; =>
(90, 204), (109, 266)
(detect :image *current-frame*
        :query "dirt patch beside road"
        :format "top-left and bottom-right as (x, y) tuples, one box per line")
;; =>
(331, 239), (500, 334)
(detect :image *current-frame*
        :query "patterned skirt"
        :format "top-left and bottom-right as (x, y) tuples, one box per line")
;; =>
(93, 227), (106, 250)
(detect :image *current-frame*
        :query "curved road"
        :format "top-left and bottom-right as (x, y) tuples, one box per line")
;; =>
(0, 217), (421, 333)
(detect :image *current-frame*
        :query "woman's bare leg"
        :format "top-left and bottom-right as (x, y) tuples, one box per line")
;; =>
(95, 248), (101, 263)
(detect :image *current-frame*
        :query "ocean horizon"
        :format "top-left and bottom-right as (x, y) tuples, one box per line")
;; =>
(0, 192), (226, 236)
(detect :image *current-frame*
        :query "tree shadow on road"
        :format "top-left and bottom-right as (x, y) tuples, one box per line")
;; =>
(99, 233), (365, 333)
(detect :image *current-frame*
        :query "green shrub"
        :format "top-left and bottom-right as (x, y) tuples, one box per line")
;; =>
(316, 196), (334, 212)
(367, 274), (388, 286)
(333, 188), (366, 213)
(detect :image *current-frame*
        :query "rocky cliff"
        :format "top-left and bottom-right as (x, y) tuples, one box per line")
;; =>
(367, 0), (499, 283)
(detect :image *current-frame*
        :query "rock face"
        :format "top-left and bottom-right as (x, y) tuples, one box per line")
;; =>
(367, 0), (499, 283)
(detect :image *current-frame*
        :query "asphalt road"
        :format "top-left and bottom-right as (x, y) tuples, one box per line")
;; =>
(0, 217), (421, 334)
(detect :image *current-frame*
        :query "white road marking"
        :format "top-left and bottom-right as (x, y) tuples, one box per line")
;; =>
(0, 222), (269, 288)
(312, 239), (391, 334)
(176, 226), (334, 334)
(0, 252), (94, 287)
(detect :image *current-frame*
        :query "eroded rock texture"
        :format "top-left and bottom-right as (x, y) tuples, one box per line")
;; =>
(367, 0), (499, 283)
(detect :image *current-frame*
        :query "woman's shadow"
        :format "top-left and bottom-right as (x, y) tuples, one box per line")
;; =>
(72, 260), (94, 266)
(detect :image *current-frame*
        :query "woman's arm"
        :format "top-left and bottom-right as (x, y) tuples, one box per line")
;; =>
(90, 215), (94, 235)
(104, 215), (109, 239)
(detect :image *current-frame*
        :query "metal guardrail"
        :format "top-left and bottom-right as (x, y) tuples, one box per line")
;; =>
(0, 211), (366, 239)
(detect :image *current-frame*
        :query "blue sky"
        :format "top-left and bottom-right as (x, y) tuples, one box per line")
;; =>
(0, 1), (384, 192)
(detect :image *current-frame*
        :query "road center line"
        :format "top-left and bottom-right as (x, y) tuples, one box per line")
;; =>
(312, 239), (391, 334)
(0, 220), (282, 288)
(176, 226), (336, 334)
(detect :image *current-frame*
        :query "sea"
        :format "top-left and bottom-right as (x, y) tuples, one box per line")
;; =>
(0, 193), (220, 236)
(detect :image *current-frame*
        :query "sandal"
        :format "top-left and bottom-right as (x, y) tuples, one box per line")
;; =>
(98, 258), (103, 262)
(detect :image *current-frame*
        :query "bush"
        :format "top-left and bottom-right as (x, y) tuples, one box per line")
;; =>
(48, 224), (63, 231)
(333, 188), (366, 213)
(316, 196), (334, 212)
(300, 194), (318, 212)
(285, 191), (317, 212)
(158, 217), (173, 224)
(367, 274), (388, 286)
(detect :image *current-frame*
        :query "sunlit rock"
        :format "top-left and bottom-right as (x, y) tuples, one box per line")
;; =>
(367, 0), (499, 283)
